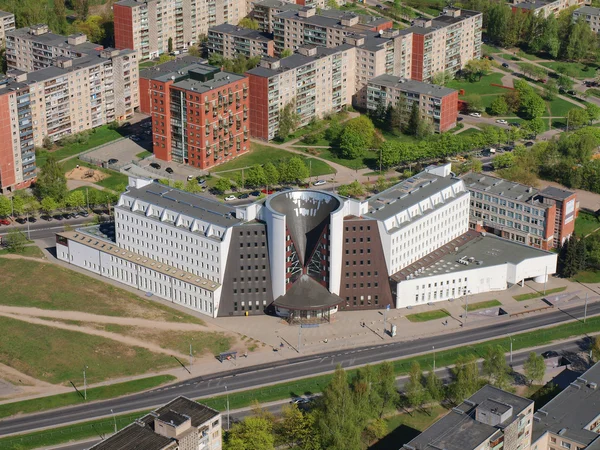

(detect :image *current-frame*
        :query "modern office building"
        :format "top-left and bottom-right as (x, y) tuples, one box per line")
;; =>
(0, 11), (15, 46)
(532, 362), (600, 450)
(512, 0), (585, 18)
(403, 385), (535, 450)
(246, 44), (356, 140)
(56, 164), (556, 318)
(462, 173), (578, 249)
(113, 0), (247, 59)
(573, 6), (600, 33)
(90, 396), (222, 450)
(208, 24), (275, 59)
(366, 74), (458, 133)
(139, 58), (250, 169)
(406, 8), (482, 82)
(0, 34), (139, 193)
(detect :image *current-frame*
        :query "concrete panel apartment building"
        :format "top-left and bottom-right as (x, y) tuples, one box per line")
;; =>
(0, 10), (15, 46)
(207, 23), (275, 59)
(573, 6), (600, 33)
(246, 44), (356, 140)
(366, 74), (458, 133)
(462, 173), (578, 250)
(139, 57), (250, 169)
(512, 0), (585, 17)
(113, 0), (247, 59)
(0, 25), (139, 193)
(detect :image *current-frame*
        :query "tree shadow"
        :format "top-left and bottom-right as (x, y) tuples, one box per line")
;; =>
(368, 425), (421, 450)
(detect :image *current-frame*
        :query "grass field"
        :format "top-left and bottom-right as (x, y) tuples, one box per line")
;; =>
(375, 405), (449, 449)
(482, 44), (502, 55)
(136, 150), (153, 159)
(36, 127), (123, 167)
(465, 300), (502, 311)
(575, 211), (600, 236)
(572, 271), (600, 283)
(456, 127), (483, 137)
(500, 53), (521, 61)
(517, 50), (540, 61)
(0, 375), (175, 419)
(539, 61), (599, 79)
(0, 245), (45, 258)
(547, 97), (581, 117)
(61, 157), (129, 192)
(447, 72), (509, 96)
(0, 258), (205, 323)
(0, 316), (177, 384)
(212, 143), (335, 177)
(513, 286), (567, 301)
(5, 316), (600, 449)
(405, 309), (450, 322)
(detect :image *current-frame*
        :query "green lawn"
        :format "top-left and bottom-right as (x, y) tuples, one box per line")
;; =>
(575, 211), (600, 236)
(0, 258), (205, 323)
(572, 271), (600, 283)
(456, 127), (483, 137)
(405, 309), (450, 322)
(305, 147), (379, 170)
(513, 286), (567, 301)
(447, 72), (510, 96)
(499, 53), (521, 61)
(482, 44), (502, 55)
(0, 245), (45, 259)
(0, 316), (177, 384)
(6, 315), (600, 449)
(212, 143), (336, 176)
(465, 300), (502, 311)
(136, 150), (153, 159)
(139, 60), (158, 69)
(539, 61), (599, 79)
(61, 157), (129, 192)
(376, 405), (449, 449)
(547, 97), (581, 117)
(0, 375), (175, 419)
(36, 126), (123, 167)
(517, 50), (541, 61)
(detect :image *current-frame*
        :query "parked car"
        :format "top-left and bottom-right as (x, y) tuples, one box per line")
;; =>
(15, 217), (27, 224)
(79, 210), (89, 217)
(165, 167), (174, 174)
(251, 190), (261, 197)
(313, 179), (327, 186)
(150, 162), (161, 169)
(567, 90), (577, 96)
(538, 78), (547, 84)
(28, 216), (37, 223)
(510, 122), (521, 128)
(141, 122), (152, 128)
(496, 119), (508, 124)
(197, 178), (206, 185)
(224, 195), (237, 201)
(187, 175), (194, 181)
(469, 112), (482, 118)
(261, 189), (274, 194)
(524, 141), (535, 147)
(502, 63), (509, 68)
(0, 218), (11, 225)
(108, 158), (119, 165)
(238, 193), (249, 199)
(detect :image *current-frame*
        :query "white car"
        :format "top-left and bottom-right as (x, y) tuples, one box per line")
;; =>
(187, 175), (194, 181)
(224, 195), (237, 201)
(469, 112), (482, 118)
(313, 180), (327, 186)
(496, 119), (508, 124)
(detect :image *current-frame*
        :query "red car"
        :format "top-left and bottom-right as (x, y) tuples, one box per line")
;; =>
(261, 189), (274, 194)
(0, 218), (11, 225)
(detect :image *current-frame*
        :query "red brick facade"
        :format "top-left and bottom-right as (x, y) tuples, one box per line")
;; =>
(439, 90), (458, 133)
(410, 33), (425, 82)
(114, 4), (134, 51)
(246, 73), (270, 141)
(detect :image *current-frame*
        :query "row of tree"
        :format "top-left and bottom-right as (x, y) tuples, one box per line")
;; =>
(207, 53), (261, 75)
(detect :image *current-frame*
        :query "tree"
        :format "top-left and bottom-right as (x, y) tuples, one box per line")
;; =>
(450, 355), (482, 402)
(557, 74), (574, 91)
(53, 0), (69, 34)
(482, 345), (511, 389)
(404, 362), (428, 411)
(339, 116), (375, 159)
(431, 70), (454, 86)
(185, 179), (203, 194)
(586, 104), (600, 124)
(375, 361), (399, 418)
(65, 190), (85, 209)
(493, 152), (516, 170)
(34, 154), (68, 202)
(405, 101), (421, 135)
(489, 95), (509, 116)
(522, 118), (545, 138)
(520, 91), (546, 120)
(74, 15), (106, 44)
(263, 162), (280, 187)
(281, 156), (309, 184)
(4, 228), (28, 253)
(567, 108), (589, 130)
(40, 197), (58, 216)
(338, 181), (365, 198)
(327, 0), (339, 8)
(187, 45), (201, 57)
(214, 177), (232, 194)
(280, 404), (319, 448)
(227, 416), (274, 450)
(463, 58), (492, 81)
(0, 196), (11, 218)
(238, 17), (259, 30)
(280, 48), (293, 58)
(168, 37), (173, 53)
(591, 336), (600, 362)
(464, 94), (484, 113)
(524, 352), (546, 385)
(544, 80), (559, 101)
(10, 195), (26, 217)
(277, 102), (300, 141)
(425, 371), (444, 403)
(503, 90), (521, 113)
(379, 142), (400, 169)
(245, 165), (266, 188)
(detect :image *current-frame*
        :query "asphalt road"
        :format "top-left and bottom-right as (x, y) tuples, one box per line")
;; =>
(0, 217), (100, 241)
(45, 338), (585, 450)
(1, 301), (598, 437)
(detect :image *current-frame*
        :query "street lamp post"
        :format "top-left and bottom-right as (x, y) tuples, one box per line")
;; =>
(189, 339), (193, 372)
(83, 366), (88, 400)
(433, 345), (436, 372)
(509, 336), (513, 365)
(225, 385), (230, 431)
(110, 409), (117, 434)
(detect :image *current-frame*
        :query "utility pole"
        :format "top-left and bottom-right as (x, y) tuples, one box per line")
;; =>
(585, 292), (589, 323)
(309, 160), (312, 183)
(241, 168), (245, 189)
(83, 366), (88, 400)
(543, 265), (547, 295)
(86, 187), (89, 211)
(225, 385), (230, 430)
(298, 326), (302, 353)
(509, 336), (513, 365)
(111, 409), (117, 434)
(189, 339), (193, 372)
(465, 291), (469, 326)
(384, 304), (389, 336)
(433, 345), (436, 372)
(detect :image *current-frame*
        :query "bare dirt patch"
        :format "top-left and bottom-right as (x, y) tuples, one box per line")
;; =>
(66, 165), (108, 182)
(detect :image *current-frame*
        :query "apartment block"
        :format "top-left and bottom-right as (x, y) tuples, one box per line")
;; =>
(90, 396), (222, 450)
(252, 0), (302, 33)
(272, 7), (392, 54)
(462, 173), (578, 249)
(140, 58), (250, 169)
(574, 6), (600, 33)
(0, 11), (15, 46)
(0, 36), (138, 192)
(114, 0), (247, 60)
(367, 74), (458, 133)
(512, 0), (585, 17)
(208, 24), (274, 59)
(5, 25), (104, 73)
(246, 44), (356, 140)
(407, 8), (482, 82)
(404, 385), (534, 450)
(532, 362), (600, 450)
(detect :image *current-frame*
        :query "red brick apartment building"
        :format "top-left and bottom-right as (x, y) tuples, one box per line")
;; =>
(140, 57), (250, 170)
